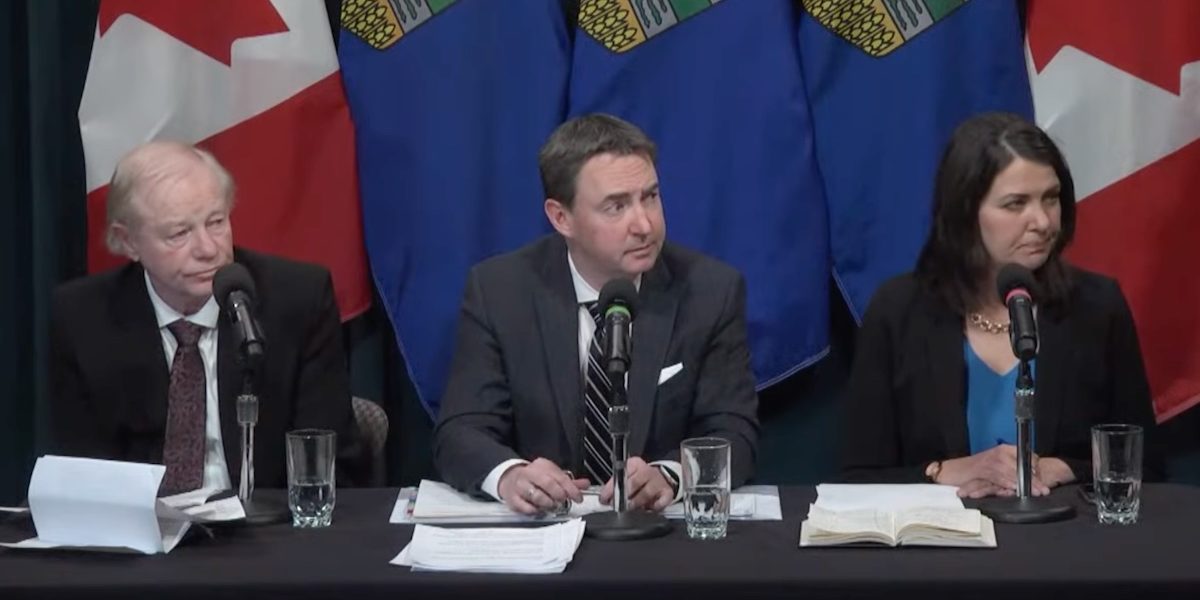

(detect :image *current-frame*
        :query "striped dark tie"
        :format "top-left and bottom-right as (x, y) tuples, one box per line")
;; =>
(583, 301), (614, 484)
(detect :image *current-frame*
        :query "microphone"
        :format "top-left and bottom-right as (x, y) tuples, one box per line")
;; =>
(212, 262), (288, 525)
(597, 279), (639, 378)
(213, 263), (266, 367)
(977, 264), (1074, 524)
(996, 264), (1038, 362)
(584, 278), (670, 540)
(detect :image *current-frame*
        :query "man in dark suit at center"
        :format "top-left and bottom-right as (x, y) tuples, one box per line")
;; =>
(434, 114), (759, 515)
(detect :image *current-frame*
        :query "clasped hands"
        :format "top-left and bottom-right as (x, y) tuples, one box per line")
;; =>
(497, 457), (676, 515)
(935, 444), (1075, 498)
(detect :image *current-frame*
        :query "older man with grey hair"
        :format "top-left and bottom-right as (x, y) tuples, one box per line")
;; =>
(50, 140), (365, 493)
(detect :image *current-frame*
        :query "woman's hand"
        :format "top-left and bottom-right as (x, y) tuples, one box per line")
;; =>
(936, 444), (1073, 498)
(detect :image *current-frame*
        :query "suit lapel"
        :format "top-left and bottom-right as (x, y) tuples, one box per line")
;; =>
(533, 237), (585, 470)
(112, 264), (172, 440)
(1033, 307), (1067, 455)
(628, 256), (676, 457)
(924, 298), (970, 458)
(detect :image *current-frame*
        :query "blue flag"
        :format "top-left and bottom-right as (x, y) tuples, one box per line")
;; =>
(798, 0), (1034, 319)
(569, 0), (832, 386)
(339, 1), (569, 414)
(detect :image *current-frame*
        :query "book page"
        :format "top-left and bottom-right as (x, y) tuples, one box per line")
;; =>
(895, 507), (982, 536)
(801, 504), (896, 545)
(895, 508), (996, 548)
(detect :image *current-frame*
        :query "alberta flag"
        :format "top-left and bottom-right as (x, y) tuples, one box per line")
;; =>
(797, 0), (1034, 320)
(339, 1), (570, 413)
(569, 0), (832, 386)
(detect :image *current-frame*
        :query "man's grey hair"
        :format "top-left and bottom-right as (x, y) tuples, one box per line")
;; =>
(538, 113), (657, 209)
(105, 141), (236, 254)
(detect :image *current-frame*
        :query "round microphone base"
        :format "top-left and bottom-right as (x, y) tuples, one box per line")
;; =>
(242, 495), (291, 526)
(583, 509), (673, 540)
(978, 495), (1076, 524)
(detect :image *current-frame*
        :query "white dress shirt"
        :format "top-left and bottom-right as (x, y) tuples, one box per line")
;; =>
(481, 252), (682, 502)
(145, 272), (232, 491)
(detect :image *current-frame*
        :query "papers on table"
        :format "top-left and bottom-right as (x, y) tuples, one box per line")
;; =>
(392, 480), (782, 524)
(0, 455), (244, 555)
(391, 519), (587, 574)
(664, 485), (783, 521)
(813, 484), (963, 511)
(400, 480), (607, 524)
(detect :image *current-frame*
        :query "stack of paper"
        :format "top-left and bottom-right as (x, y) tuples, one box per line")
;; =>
(401, 480), (606, 524)
(811, 483), (964, 511)
(799, 484), (996, 548)
(391, 519), (587, 574)
(393, 480), (783, 524)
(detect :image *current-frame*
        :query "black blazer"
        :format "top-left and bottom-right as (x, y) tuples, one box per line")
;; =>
(841, 269), (1163, 484)
(49, 248), (365, 488)
(433, 235), (760, 493)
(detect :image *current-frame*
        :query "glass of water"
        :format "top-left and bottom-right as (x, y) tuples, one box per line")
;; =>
(681, 437), (731, 540)
(286, 429), (337, 528)
(1091, 424), (1143, 525)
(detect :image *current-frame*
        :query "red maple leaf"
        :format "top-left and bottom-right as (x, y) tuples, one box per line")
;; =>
(1027, 0), (1200, 95)
(98, 0), (289, 66)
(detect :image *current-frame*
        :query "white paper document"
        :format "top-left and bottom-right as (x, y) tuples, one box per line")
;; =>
(396, 480), (782, 524)
(400, 480), (608, 524)
(813, 484), (963, 511)
(391, 519), (587, 574)
(0, 455), (244, 555)
(664, 485), (783, 521)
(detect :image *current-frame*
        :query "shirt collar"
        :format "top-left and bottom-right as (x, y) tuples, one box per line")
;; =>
(566, 250), (641, 305)
(144, 270), (220, 330)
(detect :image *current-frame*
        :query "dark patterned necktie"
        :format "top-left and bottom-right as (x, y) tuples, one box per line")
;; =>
(160, 320), (206, 495)
(583, 301), (614, 485)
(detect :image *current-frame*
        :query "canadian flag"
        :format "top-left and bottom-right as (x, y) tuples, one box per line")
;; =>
(1027, 0), (1200, 421)
(79, 0), (370, 319)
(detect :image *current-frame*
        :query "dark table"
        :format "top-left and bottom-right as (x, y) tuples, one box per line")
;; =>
(2, 484), (1198, 599)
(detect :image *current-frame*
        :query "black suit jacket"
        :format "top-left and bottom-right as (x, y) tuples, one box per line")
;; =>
(433, 235), (760, 493)
(49, 248), (365, 488)
(841, 269), (1163, 484)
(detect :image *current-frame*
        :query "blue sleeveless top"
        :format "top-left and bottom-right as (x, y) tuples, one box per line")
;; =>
(964, 340), (1035, 454)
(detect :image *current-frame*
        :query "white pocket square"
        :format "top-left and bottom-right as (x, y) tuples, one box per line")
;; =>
(658, 363), (683, 385)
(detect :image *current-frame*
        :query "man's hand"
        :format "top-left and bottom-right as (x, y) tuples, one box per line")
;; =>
(497, 458), (589, 515)
(598, 457), (676, 512)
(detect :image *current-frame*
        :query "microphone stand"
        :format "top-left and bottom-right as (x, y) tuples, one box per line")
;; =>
(979, 360), (1075, 523)
(584, 345), (672, 540)
(235, 348), (288, 526)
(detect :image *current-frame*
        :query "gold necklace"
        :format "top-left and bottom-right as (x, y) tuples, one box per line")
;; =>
(968, 312), (1010, 335)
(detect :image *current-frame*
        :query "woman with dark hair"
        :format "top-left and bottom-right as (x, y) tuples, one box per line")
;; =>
(840, 112), (1162, 498)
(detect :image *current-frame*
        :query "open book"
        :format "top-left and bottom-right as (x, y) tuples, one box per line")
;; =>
(800, 504), (996, 548)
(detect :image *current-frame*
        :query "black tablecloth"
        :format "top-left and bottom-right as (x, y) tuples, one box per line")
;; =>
(2, 484), (1198, 599)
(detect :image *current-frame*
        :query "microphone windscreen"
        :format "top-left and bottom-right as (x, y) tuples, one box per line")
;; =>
(996, 263), (1037, 304)
(598, 278), (639, 320)
(213, 262), (257, 309)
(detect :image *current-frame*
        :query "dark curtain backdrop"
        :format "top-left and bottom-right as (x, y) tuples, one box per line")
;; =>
(2, 0), (1196, 505)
